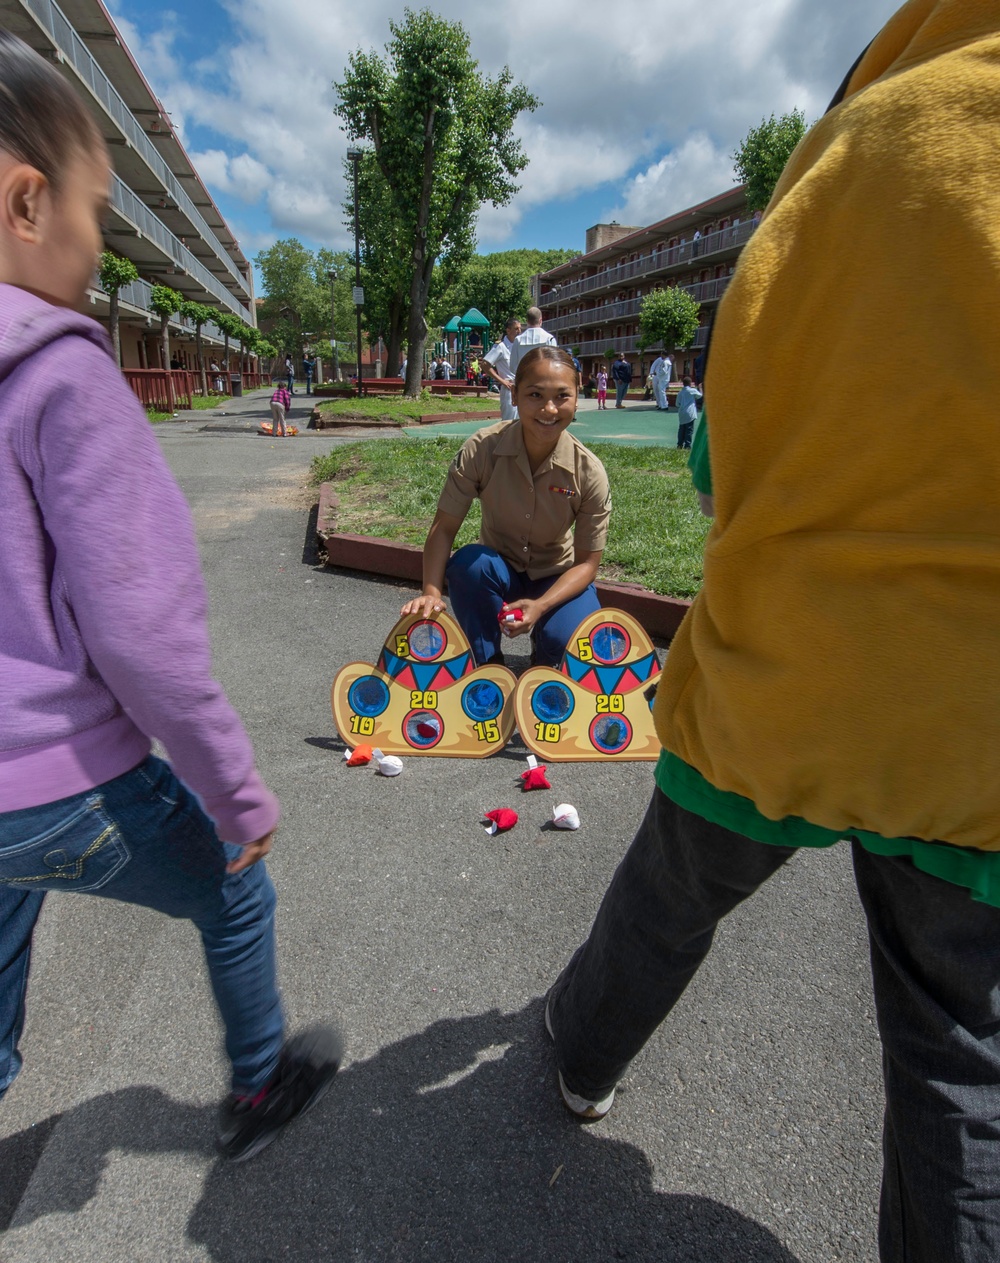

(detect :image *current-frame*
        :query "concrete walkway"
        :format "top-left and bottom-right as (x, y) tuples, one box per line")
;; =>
(0, 394), (882, 1262)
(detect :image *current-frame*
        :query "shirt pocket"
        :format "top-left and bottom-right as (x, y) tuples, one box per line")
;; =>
(0, 797), (130, 893)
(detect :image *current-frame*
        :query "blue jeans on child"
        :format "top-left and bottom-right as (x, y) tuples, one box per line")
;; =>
(0, 755), (283, 1099)
(446, 544), (601, 666)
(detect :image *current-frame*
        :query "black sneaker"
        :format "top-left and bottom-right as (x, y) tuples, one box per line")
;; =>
(216, 1026), (343, 1162)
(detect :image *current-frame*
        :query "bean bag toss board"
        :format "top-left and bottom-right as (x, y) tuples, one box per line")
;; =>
(513, 609), (661, 762)
(332, 611), (516, 758)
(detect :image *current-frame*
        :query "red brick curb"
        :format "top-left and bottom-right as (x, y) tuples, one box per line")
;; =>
(415, 410), (501, 425)
(316, 483), (691, 639)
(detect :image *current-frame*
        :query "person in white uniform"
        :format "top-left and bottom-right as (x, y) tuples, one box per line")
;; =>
(483, 317), (522, 421)
(650, 353), (673, 411)
(508, 307), (557, 379)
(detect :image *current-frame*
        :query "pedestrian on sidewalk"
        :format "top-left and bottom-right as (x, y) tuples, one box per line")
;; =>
(284, 354), (295, 394)
(0, 33), (340, 1164)
(674, 375), (701, 447)
(610, 352), (632, 408)
(650, 352), (673, 410)
(595, 365), (609, 409)
(545, 6), (1000, 1257)
(270, 382), (292, 436)
(302, 352), (315, 396)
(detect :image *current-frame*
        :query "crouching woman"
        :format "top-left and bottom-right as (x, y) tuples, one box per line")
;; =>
(401, 346), (611, 667)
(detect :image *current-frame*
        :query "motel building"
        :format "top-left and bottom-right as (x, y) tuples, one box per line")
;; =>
(0, 0), (256, 387)
(533, 186), (759, 385)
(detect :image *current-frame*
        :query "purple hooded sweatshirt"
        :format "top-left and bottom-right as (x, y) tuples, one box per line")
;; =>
(0, 285), (278, 844)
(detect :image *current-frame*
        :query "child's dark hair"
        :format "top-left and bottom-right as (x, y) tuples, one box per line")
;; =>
(513, 345), (578, 393)
(0, 32), (106, 191)
(682, 375), (692, 385)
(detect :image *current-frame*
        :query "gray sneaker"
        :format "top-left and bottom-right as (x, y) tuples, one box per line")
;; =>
(544, 995), (615, 1121)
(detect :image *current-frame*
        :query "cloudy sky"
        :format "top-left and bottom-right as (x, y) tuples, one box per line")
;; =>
(108, 0), (902, 267)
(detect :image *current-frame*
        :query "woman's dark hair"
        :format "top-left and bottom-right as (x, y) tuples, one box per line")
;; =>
(512, 345), (578, 393)
(0, 31), (106, 191)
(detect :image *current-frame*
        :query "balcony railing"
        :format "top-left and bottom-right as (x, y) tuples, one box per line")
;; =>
(546, 275), (734, 337)
(570, 326), (709, 359)
(539, 219), (756, 307)
(111, 174), (253, 321)
(97, 275), (227, 345)
(23, 0), (250, 301)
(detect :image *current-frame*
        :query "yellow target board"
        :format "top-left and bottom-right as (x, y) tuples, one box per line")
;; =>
(332, 610), (516, 758)
(513, 609), (661, 762)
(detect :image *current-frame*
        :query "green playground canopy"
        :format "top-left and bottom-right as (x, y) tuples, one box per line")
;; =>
(460, 307), (490, 329)
(442, 315), (462, 333)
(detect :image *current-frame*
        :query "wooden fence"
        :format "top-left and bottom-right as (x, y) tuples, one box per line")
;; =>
(122, 369), (194, 412)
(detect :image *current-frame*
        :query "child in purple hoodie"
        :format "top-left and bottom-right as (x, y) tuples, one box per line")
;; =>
(0, 33), (339, 1162)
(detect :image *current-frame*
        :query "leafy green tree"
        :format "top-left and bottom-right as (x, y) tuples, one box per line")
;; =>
(429, 248), (575, 331)
(637, 287), (701, 353)
(178, 299), (215, 397)
(350, 152), (412, 376)
(148, 284), (182, 409)
(254, 239), (353, 368)
(733, 109), (808, 212)
(335, 8), (538, 397)
(98, 251), (139, 366)
(214, 310), (244, 374)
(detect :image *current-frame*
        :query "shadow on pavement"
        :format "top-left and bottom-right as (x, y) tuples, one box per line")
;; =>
(1, 1001), (801, 1262)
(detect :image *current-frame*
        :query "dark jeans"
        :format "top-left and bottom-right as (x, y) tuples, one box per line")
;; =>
(548, 788), (1000, 1262)
(446, 544), (600, 667)
(0, 756), (284, 1097)
(614, 379), (629, 406)
(677, 420), (694, 448)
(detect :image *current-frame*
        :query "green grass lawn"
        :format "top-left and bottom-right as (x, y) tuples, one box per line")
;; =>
(311, 437), (709, 598)
(145, 394), (228, 422)
(315, 394), (500, 424)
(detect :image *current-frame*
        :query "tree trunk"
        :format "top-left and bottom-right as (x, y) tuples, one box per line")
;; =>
(195, 325), (208, 398)
(403, 105), (437, 399)
(109, 289), (121, 366)
(160, 315), (175, 412)
(385, 295), (405, 377)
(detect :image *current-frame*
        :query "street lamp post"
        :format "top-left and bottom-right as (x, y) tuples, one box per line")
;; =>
(347, 146), (364, 398)
(325, 268), (341, 382)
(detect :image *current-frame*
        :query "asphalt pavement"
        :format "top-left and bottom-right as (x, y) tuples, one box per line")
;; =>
(0, 388), (883, 1261)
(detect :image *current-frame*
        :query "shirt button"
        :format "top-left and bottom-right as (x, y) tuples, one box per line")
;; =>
(525, 513), (530, 519)
(523, 546), (528, 551)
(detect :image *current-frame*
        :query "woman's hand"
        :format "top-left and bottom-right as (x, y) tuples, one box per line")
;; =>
(401, 592), (447, 619)
(499, 598), (546, 638)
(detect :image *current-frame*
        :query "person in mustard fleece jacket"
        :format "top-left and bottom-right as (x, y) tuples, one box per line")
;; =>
(545, 4), (1000, 1257)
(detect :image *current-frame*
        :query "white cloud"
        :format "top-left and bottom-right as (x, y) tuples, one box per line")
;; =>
(108, 0), (902, 254)
(605, 134), (740, 227)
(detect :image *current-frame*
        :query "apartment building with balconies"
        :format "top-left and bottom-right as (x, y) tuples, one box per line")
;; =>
(534, 185), (757, 381)
(0, 0), (255, 369)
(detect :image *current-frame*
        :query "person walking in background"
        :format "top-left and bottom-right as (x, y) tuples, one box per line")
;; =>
(270, 382), (292, 437)
(595, 365), (609, 409)
(0, 32), (341, 1165)
(302, 352), (315, 396)
(674, 375), (701, 447)
(284, 355), (295, 395)
(440, 357), (453, 381)
(483, 316), (522, 421)
(400, 356), (407, 380)
(611, 352), (632, 408)
(210, 359), (224, 393)
(650, 352), (673, 411)
(507, 306), (557, 379)
(545, 6), (1000, 1257)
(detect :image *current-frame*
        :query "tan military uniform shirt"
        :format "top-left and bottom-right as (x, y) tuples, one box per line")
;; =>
(437, 420), (611, 579)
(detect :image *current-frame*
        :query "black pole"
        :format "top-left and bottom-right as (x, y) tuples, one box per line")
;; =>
(351, 154), (363, 398)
